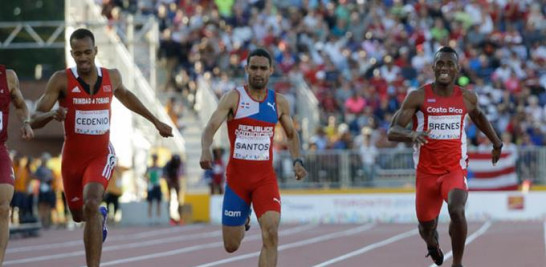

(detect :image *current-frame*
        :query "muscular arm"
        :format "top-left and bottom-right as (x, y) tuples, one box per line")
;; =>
(31, 71), (65, 129)
(200, 90), (238, 169)
(387, 89), (427, 144)
(8, 70), (34, 139)
(277, 94), (307, 180)
(465, 90), (502, 163)
(111, 69), (172, 137)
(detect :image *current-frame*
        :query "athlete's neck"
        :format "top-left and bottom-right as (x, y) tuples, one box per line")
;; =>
(432, 82), (455, 97)
(77, 66), (98, 83)
(247, 86), (267, 101)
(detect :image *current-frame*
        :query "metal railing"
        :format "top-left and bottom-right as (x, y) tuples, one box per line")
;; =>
(274, 147), (546, 189)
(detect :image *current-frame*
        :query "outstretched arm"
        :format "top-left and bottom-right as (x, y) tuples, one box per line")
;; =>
(387, 89), (428, 145)
(277, 94), (307, 180)
(31, 71), (66, 129)
(7, 70), (33, 139)
(110, 69), (173, 137)
(200, 91), (237, 170)
(465, 90), (502, 164)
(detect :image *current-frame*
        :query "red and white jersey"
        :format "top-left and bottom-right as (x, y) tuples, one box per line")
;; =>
(413, 84), (468, 174)
(60, 67), (114, 156)
(227, 86), (278, 177)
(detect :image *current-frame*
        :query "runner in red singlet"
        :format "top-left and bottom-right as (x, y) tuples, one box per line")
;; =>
(30, 29), (172, 267)
(200, 48), (307, 266)
(388, 47), (502, 267)
(0, 66), (34, 264)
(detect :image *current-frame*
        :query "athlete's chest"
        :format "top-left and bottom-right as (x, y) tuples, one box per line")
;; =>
(421, 96), (466, 140)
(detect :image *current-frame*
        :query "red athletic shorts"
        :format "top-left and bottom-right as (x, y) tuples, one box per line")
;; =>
(415, 168), (468, 222)
(223, 172), (280, 225)
(0, 144), (14, 185)
(62, 144), (116, 211)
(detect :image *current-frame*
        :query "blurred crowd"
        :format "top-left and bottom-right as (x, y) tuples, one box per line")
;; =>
(100, 0), (545, 153)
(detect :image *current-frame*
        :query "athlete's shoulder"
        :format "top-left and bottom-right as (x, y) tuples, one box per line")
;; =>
(274, 92), (287, 103)
(459, 86), (477, 103)
(219, 88), (240, 107)
(104, 68), (121, 80)
(406, 86), (425, 100)
(49, 70), (68, 85)
(5, 69), (17, 82)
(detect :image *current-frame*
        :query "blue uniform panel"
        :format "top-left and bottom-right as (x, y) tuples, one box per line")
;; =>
(246, 89), (278, 124)
(222, 185), (251, 226)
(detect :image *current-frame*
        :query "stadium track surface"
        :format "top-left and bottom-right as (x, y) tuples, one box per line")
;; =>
(4, 221), (545, 266)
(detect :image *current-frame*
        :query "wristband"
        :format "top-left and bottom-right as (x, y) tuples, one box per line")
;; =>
(293, 158), (304, 167)
(23, 119), (30, 125)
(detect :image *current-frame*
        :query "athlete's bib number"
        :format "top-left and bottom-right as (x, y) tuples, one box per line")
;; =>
(233, 136), (270, 161)
(75, 110), (110, 135)
(427, 115), (462, 140)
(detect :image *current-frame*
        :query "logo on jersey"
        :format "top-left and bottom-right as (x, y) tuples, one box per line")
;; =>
(0, 89), (4, 94)
(427, 98), (436, 103)
(224, 210), (242, 217)
(267, 102), (276, 111)
(71, 197), (80, 202)
(240, 101), (251, 109)
(426, 107), (463, 114)
(273, 197), (281, 204)
(71, 86), (81, 93)
(103, 85), (112, 92)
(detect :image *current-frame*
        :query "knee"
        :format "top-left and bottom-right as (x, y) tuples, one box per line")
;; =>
(448, 204), (465, 221)
(418, 220), (436, 235)
(0, 202), (10, 218)
(224, 240), (240, 253)
(83, 199), (101, 216)
(261, 226), (278, 247)
(72, 214), (83, 223)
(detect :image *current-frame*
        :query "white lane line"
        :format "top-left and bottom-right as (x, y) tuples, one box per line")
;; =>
(4, 227), (221, 265)
(313, 228), (419, 267)
(96, 224), (318, 266)
(428, 221), (492, 267)
(195, 224), (377, 267)
(7, 224), (204, 254)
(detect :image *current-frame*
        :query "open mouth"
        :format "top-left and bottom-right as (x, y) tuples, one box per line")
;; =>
(439, 73), (449, 79)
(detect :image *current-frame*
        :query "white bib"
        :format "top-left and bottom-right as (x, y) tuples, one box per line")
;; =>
(427, 115), (461, 140)
(233, 136), (271, 161)
(75, 110), (110, 135)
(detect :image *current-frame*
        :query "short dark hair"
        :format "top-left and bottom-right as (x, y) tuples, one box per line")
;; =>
(247, 48), (272, 66)
(434, 46), (458, 60)
(70, 28), (95, 45)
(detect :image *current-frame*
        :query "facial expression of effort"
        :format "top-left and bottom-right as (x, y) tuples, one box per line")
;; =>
(70, 37), (97, 75)
(433, 52), (459, 86)
(245, 56), (273, 90)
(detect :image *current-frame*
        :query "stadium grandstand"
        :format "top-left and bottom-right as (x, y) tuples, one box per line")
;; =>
(97, 0), (546, 189)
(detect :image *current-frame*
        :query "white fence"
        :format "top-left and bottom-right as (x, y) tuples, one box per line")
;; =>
(274, 147), (546, 188)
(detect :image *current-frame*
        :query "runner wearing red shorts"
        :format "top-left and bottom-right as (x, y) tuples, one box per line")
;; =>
(388, 47), (502, 267)
(30, 29), (172, 267)
(0, 66), (34, 264)
(200, 48), (307, 267)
